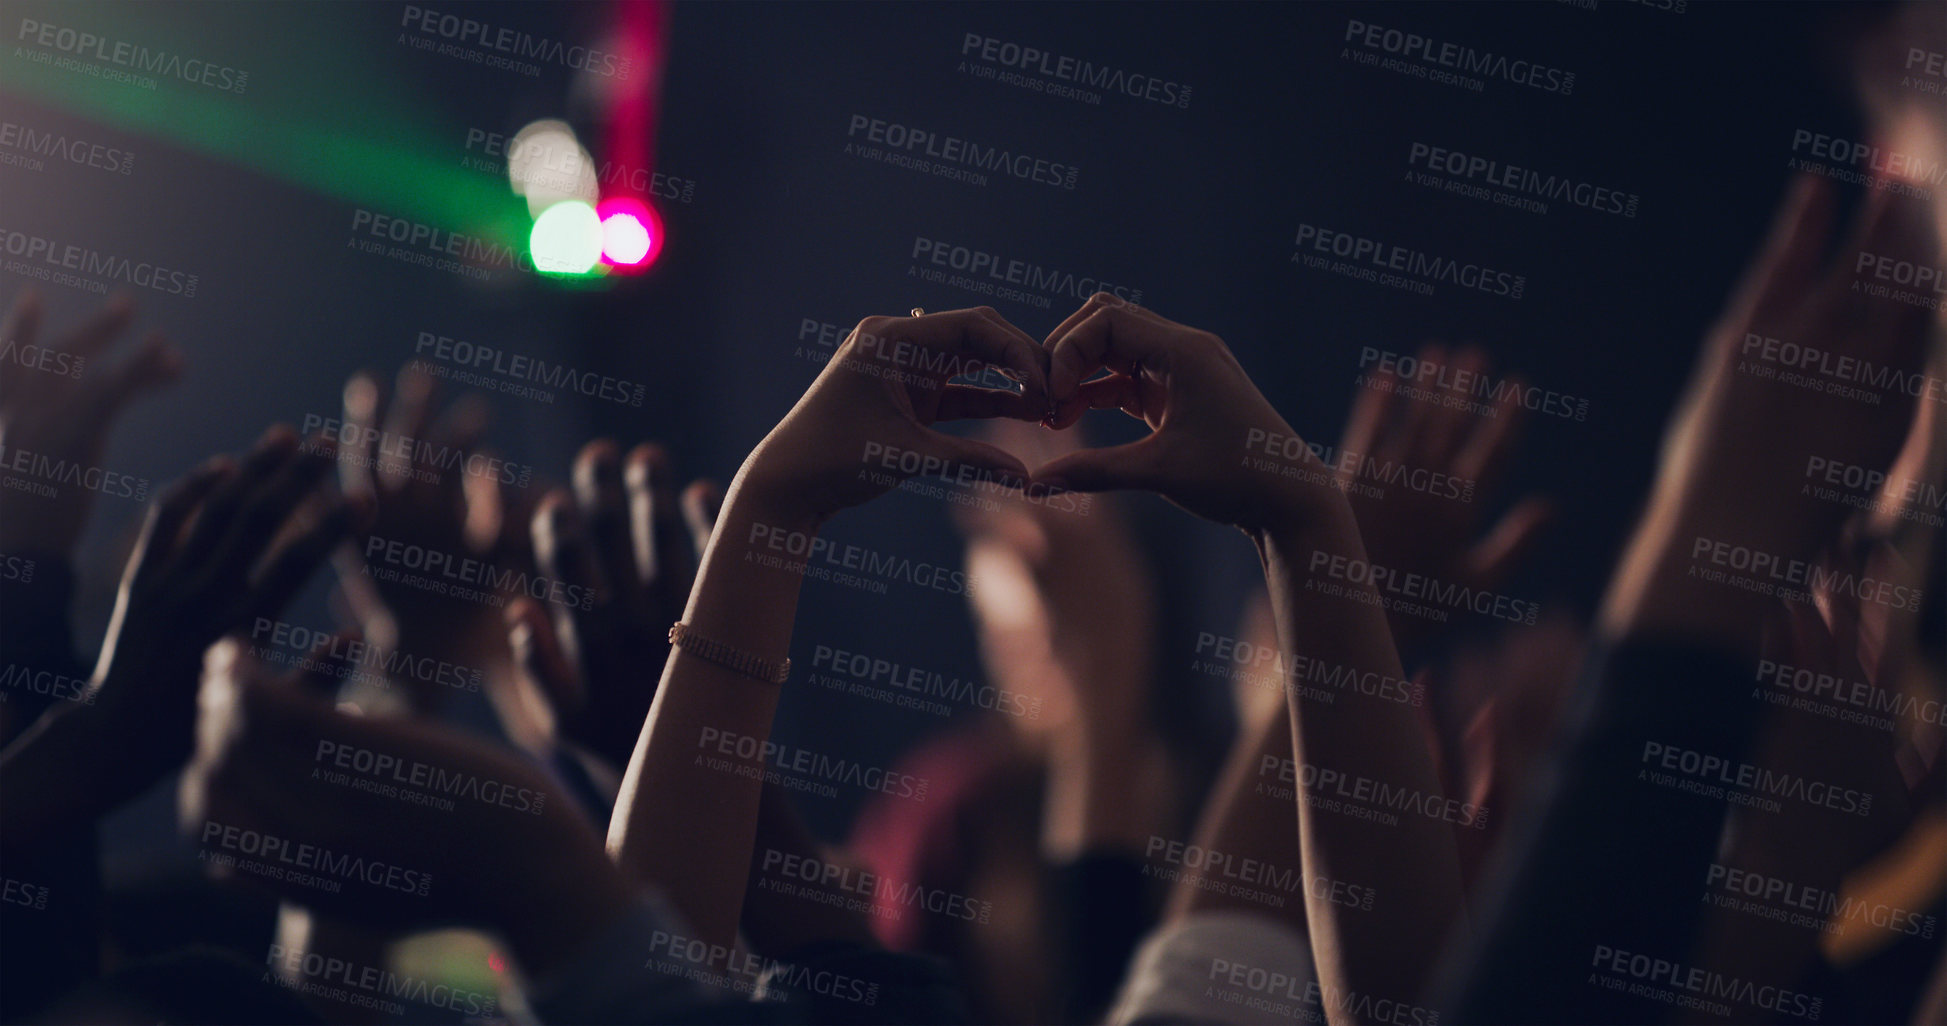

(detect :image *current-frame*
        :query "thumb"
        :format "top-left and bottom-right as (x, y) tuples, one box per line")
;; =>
(286, 631), (362, 703)
(1464, 496), (1553, 594)
(681, 479), (723, 556)
(1782, 595), (1836, 672)
(198, 635), (331, 740)
(1031, 438), (1163, 493)
(917, 430), (1031, 486)
(506, 597), (582, 719)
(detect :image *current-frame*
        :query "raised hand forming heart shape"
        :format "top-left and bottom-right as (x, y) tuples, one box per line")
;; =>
(737, 306), (1052, 531)
(1033, 293), (1339, 534)
(738, 294), (1348, 543)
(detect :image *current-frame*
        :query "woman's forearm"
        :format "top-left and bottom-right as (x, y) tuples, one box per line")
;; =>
(1257, 503), (1469, 1022)
(607, 471), (813, 954)
(1166, 692), (1307, 929)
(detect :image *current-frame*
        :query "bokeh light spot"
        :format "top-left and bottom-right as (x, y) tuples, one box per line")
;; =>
(596, 196), (663, 271)
(602, 212), (651, 265)
(529, 200), (603, 275)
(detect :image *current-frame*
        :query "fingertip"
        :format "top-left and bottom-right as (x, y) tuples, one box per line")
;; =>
(395, 360), (435, 396)
(536, 488), (578, 538)
(343, 372), (380, 416)
(940, 436), (1031, 487)
(578, 436), (622, 466)
(443, 393), (492, 440)
(257, 424), (300, 455)
(204, 634), (247, 680)
(625, 442), (671, 494)
(151, 336), (186, 381)
(299, 425), (339, 457)
(1045, 397), (1086, 431)
(990, 462), (1031, 489)
(574, 438), (624, 497)
(1030, 450), (1107, 494)
(504, 595), (546, 631)
(682, 479), (722, 524)
(203, 454), (240, 481)
(303, 626), (362, 673)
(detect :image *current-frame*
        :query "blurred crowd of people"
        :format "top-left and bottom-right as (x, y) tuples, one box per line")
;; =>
(3, 4), (1947, 1025)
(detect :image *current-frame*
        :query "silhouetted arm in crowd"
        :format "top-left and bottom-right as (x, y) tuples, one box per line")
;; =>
(0, 425), (348, 1021)
(0, 292), (178, 743)
(0, 293), (182, 1020)
(1442, 177), (1938, 1023)
(177, 637), (696, 1021)
(2, 428), (352, 847)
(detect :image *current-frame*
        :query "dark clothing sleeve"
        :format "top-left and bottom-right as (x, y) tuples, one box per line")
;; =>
(1439, 638), (1761, 1025)
(0, 552), (102, 1022)
(1, 552), (89, 733)
(1051, 851), (1151, 1024)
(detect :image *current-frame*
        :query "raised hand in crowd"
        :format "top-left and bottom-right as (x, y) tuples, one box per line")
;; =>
(1446, 174), (1942, 1024)
(178, 637), (637, 978)
(1602, 178), (1937, 653)
(3, 427), (357, 841)
(1334, 342), (1551, 661)
(1334, 341), (1564, 882)
(330, 363), (528, 717)
(0, 292), (181, 559)
(508, 438), (719, 776)
(904, 417), (1176, 1021)
(0, 427), (355, 1022)
(0, 293), (180, 744)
